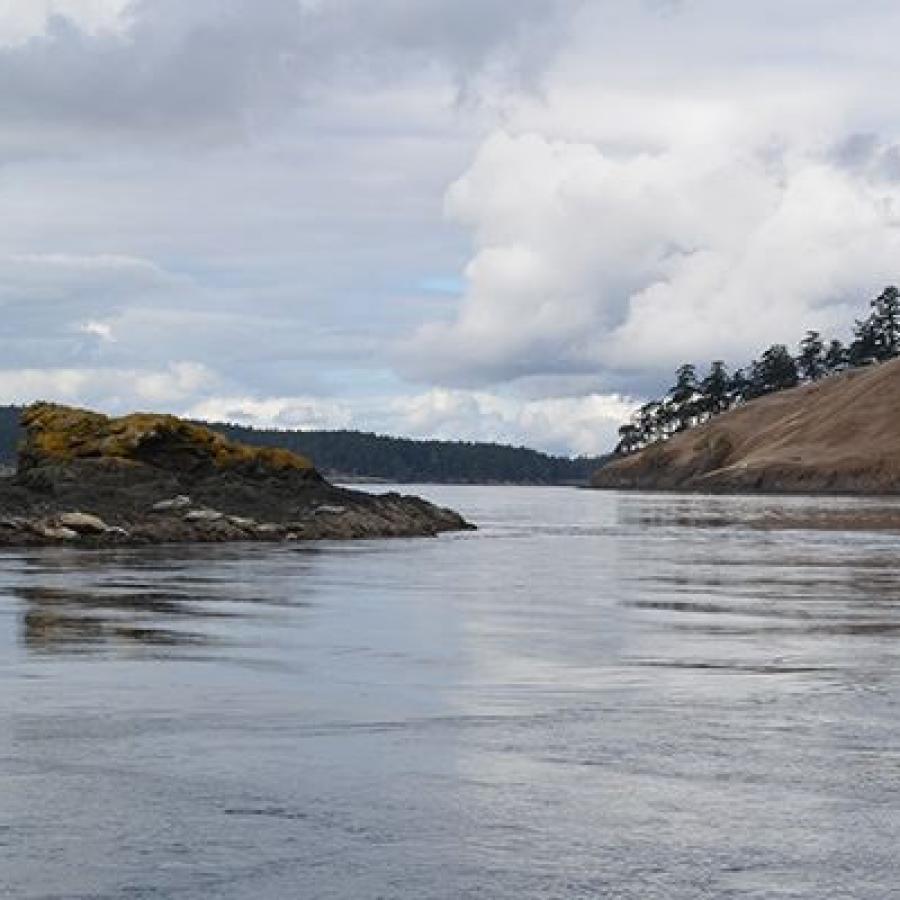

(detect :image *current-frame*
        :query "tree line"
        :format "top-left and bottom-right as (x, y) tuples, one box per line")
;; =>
(615, 285), (900, 455)
(0, 406), (606, 485)
(211, 423), (606, 484)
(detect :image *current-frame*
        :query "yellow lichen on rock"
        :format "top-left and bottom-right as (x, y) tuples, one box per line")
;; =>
(19, 402), (316, 475)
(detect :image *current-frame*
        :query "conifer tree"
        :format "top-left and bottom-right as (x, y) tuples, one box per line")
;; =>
(849, 315), (880, 366)
(670, 363), (698, 431)
(609, 282), (900, 454)
(700, 361), (731, 415)
(798, 330), (826, 380)
(824, 339), (847, 372)
(870, 285), (900, 359)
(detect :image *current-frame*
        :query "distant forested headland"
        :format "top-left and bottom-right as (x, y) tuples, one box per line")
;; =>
(0, 406), (605, 485)
(614, 286), (900, 454)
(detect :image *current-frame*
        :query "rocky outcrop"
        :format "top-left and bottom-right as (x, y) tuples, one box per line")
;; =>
(592, 357), (900, 494)
(0, 403), (473, 546)
(18, 402), (317, 478)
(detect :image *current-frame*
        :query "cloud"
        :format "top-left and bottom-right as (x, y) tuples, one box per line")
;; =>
(401, 123), (900, 390)
(0, 361), (219, 410)
(387, 0), (900, 397)
(0, 1), (128, 46)
(390, 387), (631, 455)
(189, 385), (632, 456)
(0, 368), (630, 456)
(0, 253), (186, 367)
(0, 1), (305, 145)
(185, 394), (356, 431)
(307, 0), (582, 97)
(77, 320), (116, 342)
(0, 0), (580, 153)
(7, 1), (900, 455)
(0, 252), (175, 302)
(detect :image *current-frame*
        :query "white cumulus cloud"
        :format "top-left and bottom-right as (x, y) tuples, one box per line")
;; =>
(402, 128), (900, 390)
(390, 387), (631, 455)
(6, 1), (900, 454)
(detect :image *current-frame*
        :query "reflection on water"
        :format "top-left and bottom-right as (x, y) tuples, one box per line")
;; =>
(6, 545), (324, 655)
(2, 487), (900, 899)
(19, 580), (222, 652)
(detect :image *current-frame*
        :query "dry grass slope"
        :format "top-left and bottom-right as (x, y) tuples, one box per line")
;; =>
(592, 357), (900, 493)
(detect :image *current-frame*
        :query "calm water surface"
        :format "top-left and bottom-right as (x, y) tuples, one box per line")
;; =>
(2, 486), (900, 899)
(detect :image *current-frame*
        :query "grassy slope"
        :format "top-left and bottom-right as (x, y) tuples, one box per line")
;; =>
(593, 357), (900, 493)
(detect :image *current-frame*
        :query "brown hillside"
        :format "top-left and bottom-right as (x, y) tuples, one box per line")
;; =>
(592, 357), (900, 493)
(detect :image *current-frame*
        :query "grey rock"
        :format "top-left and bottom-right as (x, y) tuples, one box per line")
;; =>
(255, 523), (284, 535)
(57, 512), (109, 534)
(37, 524), (79, 540)
(184, 509), (224, 523)
(152, 495), (192, 512)
(227, 515), (257, 529)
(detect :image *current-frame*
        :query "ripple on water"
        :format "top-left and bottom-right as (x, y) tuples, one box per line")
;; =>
(2, 487), (900, 899)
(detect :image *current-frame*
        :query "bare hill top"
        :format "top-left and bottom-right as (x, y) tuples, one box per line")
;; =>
(592, 357), (900, 493)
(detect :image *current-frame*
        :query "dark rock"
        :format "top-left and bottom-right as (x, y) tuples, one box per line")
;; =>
(0, 403), (474, 547)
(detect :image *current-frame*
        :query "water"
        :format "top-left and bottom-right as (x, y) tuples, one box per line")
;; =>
(2, 486), (900, 899)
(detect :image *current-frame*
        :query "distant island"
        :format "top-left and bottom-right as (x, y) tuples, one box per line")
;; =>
(0, 406), (606, 486)
(0, 403), (471, 546)
(594, 286), (900, 493)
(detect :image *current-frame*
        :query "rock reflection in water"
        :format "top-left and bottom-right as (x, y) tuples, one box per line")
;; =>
(20, 586), (212, 652)
(8, 544), (322, 655)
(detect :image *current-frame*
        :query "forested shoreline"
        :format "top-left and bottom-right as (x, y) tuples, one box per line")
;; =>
(0, 406), (605, 485)
(615, 286), (900, 454)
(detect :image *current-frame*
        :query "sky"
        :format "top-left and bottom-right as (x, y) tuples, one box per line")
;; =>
(3, 1), (900, 455)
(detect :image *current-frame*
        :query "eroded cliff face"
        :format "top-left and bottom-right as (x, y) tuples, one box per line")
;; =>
(0, 403), (472, 545)
(592, 357), (900, 494)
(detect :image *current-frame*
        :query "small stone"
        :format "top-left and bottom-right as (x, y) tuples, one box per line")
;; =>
(313, 505), (347, 516)
(227, 515), (257, 529)
(255, 523), (284, 535)
(38, 525), (79, 541)
(152, 495), (192, 512)
(57, 512), (109, 534)
(184, 509), (224, 523)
